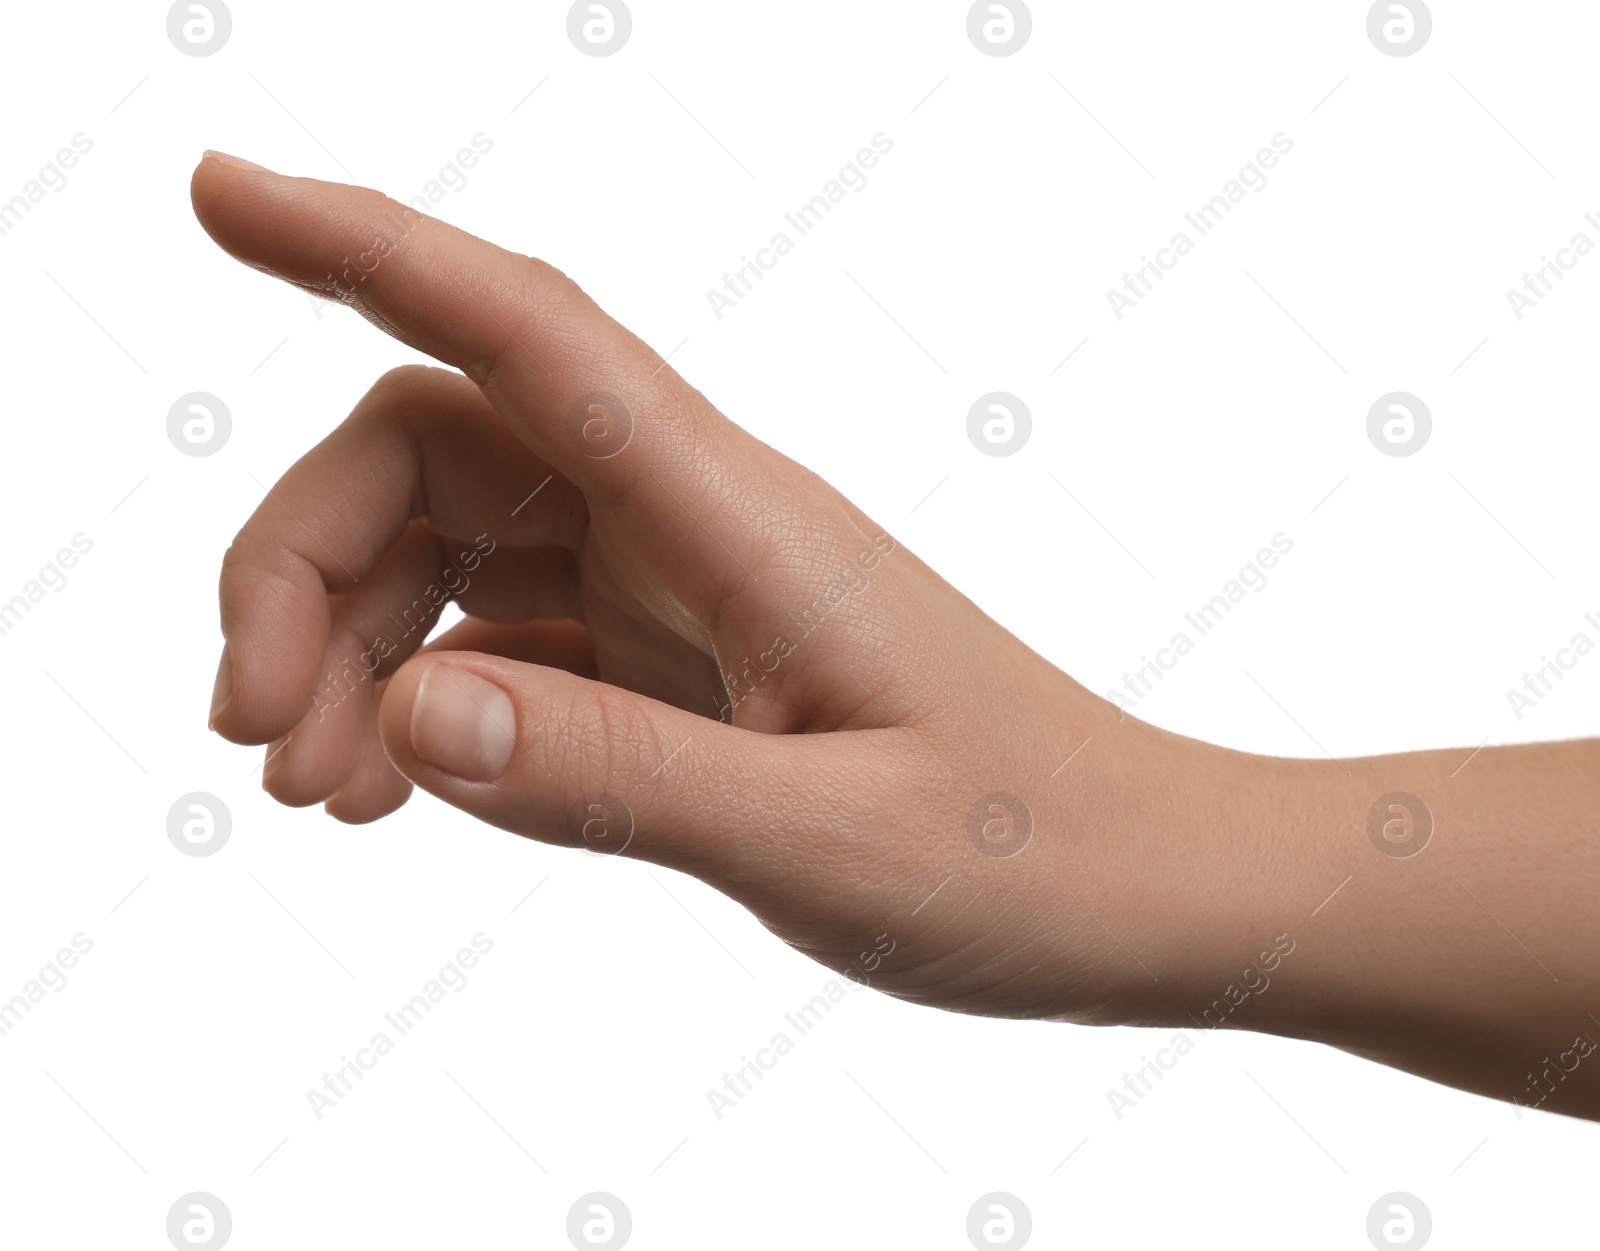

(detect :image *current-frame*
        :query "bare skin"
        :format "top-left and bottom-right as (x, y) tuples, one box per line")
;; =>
(192, 151), (1600, 1122)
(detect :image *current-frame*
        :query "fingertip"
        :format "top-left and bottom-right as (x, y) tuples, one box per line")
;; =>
(212, 547), (336, 745)
(207, 643), (232, 731)
(191, 150), (272, 223)
(206, 658), (319, 748)
(190, 150), (308, 267)
(322, 677), (416, 823)
(324, 774), (413, 825)
(258, 683), (371, 807)
(260, 738), (327, 809)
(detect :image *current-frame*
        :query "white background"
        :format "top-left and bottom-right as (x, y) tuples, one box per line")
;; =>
(0, 1), (1595, 1246)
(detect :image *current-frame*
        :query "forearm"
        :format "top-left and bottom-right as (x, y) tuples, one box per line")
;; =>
(1124, 726), (1600, 1118)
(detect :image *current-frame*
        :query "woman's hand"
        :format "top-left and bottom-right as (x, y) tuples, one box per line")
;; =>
(193, 154), (1600, 1121)
(191, 151), (1222, 1027)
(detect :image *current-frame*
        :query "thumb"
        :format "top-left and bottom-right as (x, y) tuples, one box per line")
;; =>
(377, 650), (831, 884)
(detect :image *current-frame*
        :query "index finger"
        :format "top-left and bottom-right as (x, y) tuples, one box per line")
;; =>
(190, 151), (750, 507)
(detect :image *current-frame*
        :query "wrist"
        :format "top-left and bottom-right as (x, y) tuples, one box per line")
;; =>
(1067, 724), (1338, 1034)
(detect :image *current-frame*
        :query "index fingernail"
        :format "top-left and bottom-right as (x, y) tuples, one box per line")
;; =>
(204, 150), (273, 175)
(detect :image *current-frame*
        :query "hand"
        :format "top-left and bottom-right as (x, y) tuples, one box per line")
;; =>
(192, 154), (1600, 1121)
(191, 150), (1212, 1025)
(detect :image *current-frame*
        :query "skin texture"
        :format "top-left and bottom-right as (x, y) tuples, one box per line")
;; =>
(193, 152), (1600, 1122)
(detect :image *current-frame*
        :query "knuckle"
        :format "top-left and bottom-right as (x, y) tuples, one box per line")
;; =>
(218, 534), (317, 631)
(546, 485), (591, 550)
(221, 528), (298, 589)
(220, 528), (279, 586)
(470, 257), (587, 393)
(519, 255), (581, 306)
